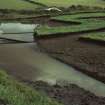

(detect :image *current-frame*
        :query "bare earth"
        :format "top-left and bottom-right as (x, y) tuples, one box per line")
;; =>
(37, 33), (105, 83)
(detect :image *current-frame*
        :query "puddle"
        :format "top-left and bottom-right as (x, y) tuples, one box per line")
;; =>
(0, 23), (38, 42)
(0, 23), (37, 33)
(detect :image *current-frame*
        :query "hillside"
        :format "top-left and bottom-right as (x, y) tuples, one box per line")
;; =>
(0, 0), (40, 10)
(0, 0), (105, 10)
(32, 0), (105, 8)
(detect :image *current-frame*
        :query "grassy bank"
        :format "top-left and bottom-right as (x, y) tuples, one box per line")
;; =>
(51, 12), (105, 21)
(31, 0), (105, 8)
(0, 70), (62, 105)
(80, 32), (105, 42)
(35, 12), (105, 36)
(0, 0), (41, 10)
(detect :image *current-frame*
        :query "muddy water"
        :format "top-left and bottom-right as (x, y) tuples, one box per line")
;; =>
(0, 43), (105, 97)
(0, 23), (105, 97)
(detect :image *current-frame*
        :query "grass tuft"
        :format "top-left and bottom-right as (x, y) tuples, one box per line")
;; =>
(0, 70), (62, 105)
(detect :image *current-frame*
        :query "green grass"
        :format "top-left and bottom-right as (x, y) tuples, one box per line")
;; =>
(0, 0), (41, 10)
(0, 70), (62, 105)
(51, 12), (105, 22)
(1, 0), (105, 10)
(31, 0), (105, 8)
(80, 32), (105, 41)
(35, 12), (105, 36)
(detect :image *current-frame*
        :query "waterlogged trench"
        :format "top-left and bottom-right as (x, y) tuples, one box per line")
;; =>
(0, 23), (105, 97)
(0, 43), (105, 97)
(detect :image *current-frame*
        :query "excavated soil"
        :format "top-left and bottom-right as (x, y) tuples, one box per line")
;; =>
(37, 33), (105, 83)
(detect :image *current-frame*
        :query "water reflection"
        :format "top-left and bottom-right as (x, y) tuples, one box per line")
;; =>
(0, 23), (38, 42)
(0, 23), (37, 33)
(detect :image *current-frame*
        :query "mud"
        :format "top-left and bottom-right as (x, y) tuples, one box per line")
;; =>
(37, 32), (105, 83)
(26, 81), (105, 105)
(0, 99), (8, 105)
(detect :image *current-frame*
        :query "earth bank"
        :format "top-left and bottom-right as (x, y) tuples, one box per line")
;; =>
(36, 32), (105, 83)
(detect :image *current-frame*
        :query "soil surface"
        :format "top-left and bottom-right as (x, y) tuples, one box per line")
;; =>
(27, 81), (105, 105)
(37, 32), (105, 83)
(0, 99), (8, 105)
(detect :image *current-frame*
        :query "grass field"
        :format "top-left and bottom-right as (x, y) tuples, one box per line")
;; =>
(0, 0), (41, 10)
(35, 12), (105, 36)
(52, 12), (105, 22)
(0, 70), (62, 105)
(0, 0), (105, 10)
(80, 32), (105, 41)
(32, 0), (105, 8)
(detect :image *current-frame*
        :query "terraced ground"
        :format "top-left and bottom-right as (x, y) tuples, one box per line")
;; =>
(1, 8), (105, 105)
(0, 0), (41, 10)
(36, 12), (105, 36)
(1, 0), (105, 10)
(32, 0), (105, 7)
(36, 12), (105, 83)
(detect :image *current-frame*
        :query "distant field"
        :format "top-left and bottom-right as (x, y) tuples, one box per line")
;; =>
(1, 0), (105, 10)
(35, 12), (105, 36)
(32, 0), (105, 8)
(0, 0), (40, 10)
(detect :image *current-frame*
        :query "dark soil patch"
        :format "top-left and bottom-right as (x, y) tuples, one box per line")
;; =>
(36, 33), (105, 83)
(0, 14), (78, 27)
(26, 81), (105, 105)
(79, 37), (105, 46)
(46, 20), (72, 27)
(0, 99), (8, 105)
(30, 16), (73, 27)
(0, 38), (19, 44)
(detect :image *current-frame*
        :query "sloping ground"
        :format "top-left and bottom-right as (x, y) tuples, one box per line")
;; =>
(31, 81), (105, 105)
(22, 0), (47, 7)
(0, 0), (40, 10)
(36, 12), (105, 83)
(32, 0), (105, 7)
(0, 70), (61, 105)
(37, 32), (105, 83)
(0, 69), (105, 105)
(36, 12), (105, 36)
(80, 32), (105, 42)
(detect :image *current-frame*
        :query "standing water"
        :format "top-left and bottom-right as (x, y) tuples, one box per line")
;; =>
(0, 23), (38, 42)
(0, 23), (105, 97)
